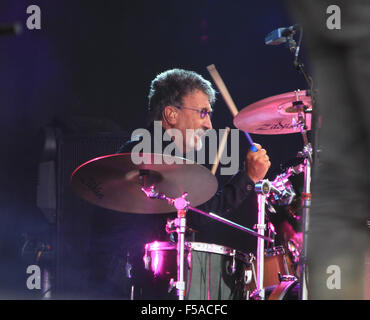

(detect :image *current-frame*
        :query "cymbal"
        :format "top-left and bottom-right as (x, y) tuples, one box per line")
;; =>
(70, 153), (218, 214)
(234, 90), (312, 135)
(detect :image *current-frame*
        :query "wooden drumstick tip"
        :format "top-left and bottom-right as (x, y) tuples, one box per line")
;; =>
(206, 64), (239, 118)
(211, 127), (231, 175)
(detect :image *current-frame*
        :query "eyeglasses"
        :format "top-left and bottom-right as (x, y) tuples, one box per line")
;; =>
(177, 106), (214, 119)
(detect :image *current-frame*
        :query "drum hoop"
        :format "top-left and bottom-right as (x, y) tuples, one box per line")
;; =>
(268, 280), (298, 300)
(145, 241), (176, 251)
(265, 245), (286, 257)
(145, 241), (250, 262)
(186, 242), (247, 260)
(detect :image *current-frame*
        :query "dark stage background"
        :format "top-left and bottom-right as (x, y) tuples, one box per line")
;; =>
(0, 0), (309, 298)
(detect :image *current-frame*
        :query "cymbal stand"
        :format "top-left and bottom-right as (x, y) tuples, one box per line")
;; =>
(141, 186), (189, 300)
(275, 25), (314, 300)
(297, 121), (312, 300)
(292, 98), (312, 300)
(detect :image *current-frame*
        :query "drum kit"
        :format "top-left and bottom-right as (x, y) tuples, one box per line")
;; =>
(70, 22), (314, 301)
(70, 86), (313, 300)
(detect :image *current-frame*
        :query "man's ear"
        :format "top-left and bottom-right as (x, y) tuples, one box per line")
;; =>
(163, 106), (179, 125)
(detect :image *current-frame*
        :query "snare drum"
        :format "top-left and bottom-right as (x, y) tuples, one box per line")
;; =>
(143, 241), (253, 300)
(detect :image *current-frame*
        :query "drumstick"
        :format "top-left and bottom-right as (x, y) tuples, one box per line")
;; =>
(207, 64), (239, 117)
(206, 64), (258, 152)
(211, 127), (230, 175)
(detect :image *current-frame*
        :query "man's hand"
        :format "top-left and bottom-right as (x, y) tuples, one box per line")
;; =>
(246, 143), (271, 184)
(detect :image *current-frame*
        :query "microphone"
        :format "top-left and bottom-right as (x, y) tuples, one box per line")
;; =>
(0, 23), (22, 36)
(265, 24), (299, 45)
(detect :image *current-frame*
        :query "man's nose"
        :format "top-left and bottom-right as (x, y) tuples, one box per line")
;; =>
(203, 115), (212, 130)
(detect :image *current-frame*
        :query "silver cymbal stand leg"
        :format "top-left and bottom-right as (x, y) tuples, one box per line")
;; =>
(166, 193), (189, 300)
(298, 143), (312, 300)
(295, 103), (312, 300)
(175, 206), (187, 300)
(292, 92), (313, 300)
(172, 194), (190, 300)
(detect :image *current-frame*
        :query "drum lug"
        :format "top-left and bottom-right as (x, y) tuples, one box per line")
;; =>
(143, 255), (150, 270)
(226, 250), (237, 275)
(231, 250), (236, 274)
(278, 273), (298, 282)
(168, 278), (176, 293)
(244, 269), (253, 285)
(166, 218), (177, 234)
(143, 246), (150, 270)
(125, 252), (133, 279)
(167, 277), (185, 294)
(247, 253), (256, 263)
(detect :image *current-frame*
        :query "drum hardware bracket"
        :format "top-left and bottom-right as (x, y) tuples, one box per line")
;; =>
(130, 285), (135, 300)
(278, 273), (298, 283)
(141, 185), (166, 200)
(297, 144), (313, 166)
(265, 245), (286, 257)
(226, 250), (237, 275)
(166, 219), (177, 234)
(175, 280), (185, 291)
(266, 201), (277, 214)
(244, 269), (253, 285)
(143, 247), (151, 270)
(255, 179), (283, 197)
(244, 259), (258, 293)
(249, 288), (264, 300)
(269, 164), (304, 207)
(253, 223), (266, 230)
(125, 252), (133, 279)
(301, 192), (312, 201)
(168, 278), (176, 293)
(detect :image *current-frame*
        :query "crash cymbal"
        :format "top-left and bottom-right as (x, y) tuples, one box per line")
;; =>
(234, 90), (312, 135)
(70, 153), (218, 214)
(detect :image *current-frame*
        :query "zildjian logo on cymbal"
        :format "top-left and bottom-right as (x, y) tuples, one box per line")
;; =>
(79, 176), (104, 199)
(257, 121), (294, 131)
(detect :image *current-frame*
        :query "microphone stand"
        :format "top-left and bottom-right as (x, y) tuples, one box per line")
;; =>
(287, 28), (315, 300)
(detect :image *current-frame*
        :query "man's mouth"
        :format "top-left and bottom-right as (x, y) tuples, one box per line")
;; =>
(194, 128), (207, 138)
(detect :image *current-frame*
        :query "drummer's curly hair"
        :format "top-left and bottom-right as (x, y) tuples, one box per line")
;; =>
(148, 68), (216, 123)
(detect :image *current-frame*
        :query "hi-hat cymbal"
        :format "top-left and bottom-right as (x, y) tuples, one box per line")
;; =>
(70, 153), (218, 214)
(234, 90), (312, 135)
